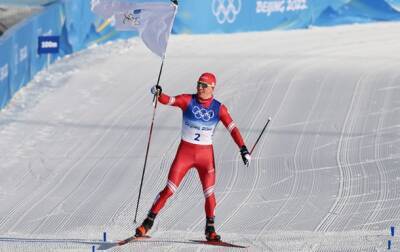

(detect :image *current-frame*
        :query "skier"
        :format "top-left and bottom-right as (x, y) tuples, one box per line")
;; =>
(135, 72), (251, 241)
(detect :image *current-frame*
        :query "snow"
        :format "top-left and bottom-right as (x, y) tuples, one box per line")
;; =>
(1, 22), (400, 251)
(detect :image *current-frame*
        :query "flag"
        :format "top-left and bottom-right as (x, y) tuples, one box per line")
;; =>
(91, 0), (177, 58)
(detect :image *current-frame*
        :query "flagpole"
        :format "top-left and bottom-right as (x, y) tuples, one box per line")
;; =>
(133, 0), (178, 224)
(134, 59), (164, 223)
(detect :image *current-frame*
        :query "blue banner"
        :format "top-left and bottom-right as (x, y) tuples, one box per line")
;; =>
(174, 0), (400, 34)
(0, 37), (12, 109)
(9, 21), (34, 97)
(62, 0), (96, 52)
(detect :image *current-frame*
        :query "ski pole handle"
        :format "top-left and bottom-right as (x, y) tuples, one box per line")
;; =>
(152, 92), (159, 107)
(249, 117), (271, 155)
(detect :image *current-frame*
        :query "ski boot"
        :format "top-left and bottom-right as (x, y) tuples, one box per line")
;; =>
(205, 217), (221, 242)
(135, 212), (157, 237)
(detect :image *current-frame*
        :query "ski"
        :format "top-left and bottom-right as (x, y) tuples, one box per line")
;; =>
(117, 235), (151, 246)
(189, 239), (247, 248)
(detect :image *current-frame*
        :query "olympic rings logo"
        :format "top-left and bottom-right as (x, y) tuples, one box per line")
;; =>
(211, 0), (242, 24)
(192, 106), (215, 122)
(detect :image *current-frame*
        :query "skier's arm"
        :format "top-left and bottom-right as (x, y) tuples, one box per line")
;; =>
(151, 85), (191, 110)
(220, 105), (251, 166)
(156, 89), (191, 111)
(219, 104), (245, 148)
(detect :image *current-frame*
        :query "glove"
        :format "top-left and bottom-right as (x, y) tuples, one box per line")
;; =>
(240, 145), (251, 167)
(150, 85), (162, 95)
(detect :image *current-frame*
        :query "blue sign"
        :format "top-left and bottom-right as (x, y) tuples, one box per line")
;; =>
(38, 35), (60, 54)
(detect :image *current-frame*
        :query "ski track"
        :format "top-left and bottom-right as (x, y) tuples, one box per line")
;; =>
(0, 49), (134, 233)
(49, 96), (148, 234)
(7, 88), (147, 233)
(266, 64), (320, 232)
(315, 72), (365, 232)
(106, 133), (180, 230)
(253, 58), (319, 236)
(217, 67), (270, 231)
(62, 100), (160, 232)
(282, 67), (329, 230)
(227, 62), (304, 232)
(361, 67), (398, 230)
(0, 95), (121, 233)
(341, 74), (368, 232)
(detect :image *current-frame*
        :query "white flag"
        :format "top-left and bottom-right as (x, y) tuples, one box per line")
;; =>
(91, 0), (177, 58)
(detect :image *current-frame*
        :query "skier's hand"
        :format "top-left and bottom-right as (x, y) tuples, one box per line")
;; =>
(151, 85), (162, 95)
(240, 145), (251, 167)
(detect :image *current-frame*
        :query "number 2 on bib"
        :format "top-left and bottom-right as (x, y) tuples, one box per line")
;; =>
(194, 133), (200, 141)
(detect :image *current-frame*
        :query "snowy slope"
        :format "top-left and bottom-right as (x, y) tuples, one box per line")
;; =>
(1, 22), (400, 251)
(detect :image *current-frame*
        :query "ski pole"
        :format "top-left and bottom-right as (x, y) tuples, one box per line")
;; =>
(249, 117), (272, 155)
(134, 60), (164, 223)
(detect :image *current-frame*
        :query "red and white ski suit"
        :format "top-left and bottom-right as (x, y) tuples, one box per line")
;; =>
(150, 93), (245, 218)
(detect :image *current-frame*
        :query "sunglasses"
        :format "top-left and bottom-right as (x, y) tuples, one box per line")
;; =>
(197, 82), (214, 88)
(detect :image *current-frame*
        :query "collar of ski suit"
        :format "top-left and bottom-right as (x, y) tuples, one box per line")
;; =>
(195, 95), (214, 108)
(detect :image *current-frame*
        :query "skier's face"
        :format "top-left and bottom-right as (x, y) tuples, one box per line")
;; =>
(197, 82), (214, 99)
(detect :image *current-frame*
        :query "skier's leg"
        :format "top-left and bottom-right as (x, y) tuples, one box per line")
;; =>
(195, 147), (221, 241)
(136, 143), (193, 236)
(199, 172), (220, 241)
(150, 163), (191, 214)
(201, 173), (216, 218)
(150, 143), (193, 214)
(196, 147), (216, 218)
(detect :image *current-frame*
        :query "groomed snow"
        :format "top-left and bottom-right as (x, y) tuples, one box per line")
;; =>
(0, 22), (400, 251)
